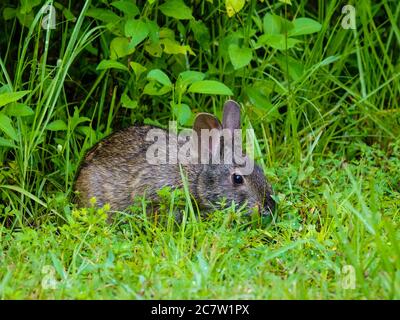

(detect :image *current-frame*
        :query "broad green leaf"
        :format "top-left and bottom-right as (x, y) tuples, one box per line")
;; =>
(178, 71), (205, 86)
(228, 44), (252, 69)
(263, 13), (281, 35)
(62, 8), (75, 21)
(279, 0), (292, 4)
(246, 84), (280, 123)
(70, 108), (90, 131)
(86, 9), (121, 24)
(225, 0), (245, 17)
(159, 28), (175, 40)
(143, 82), (172, 96)
(0, 113), (18, 141)
(130, 62), (147, 78)
(0, 90), (30, 108)
(16, 11), (34, 27)
(263, 14), (294, 35)
(144, 41), (162, 57)
(258, 34), (301, 50)
(53, 2), (76, 21)
(110, 37), (135, 60)
(121, 93), (138, 109)
(188, 80), (233, 95)
(3, 8), (17, 20)
(46, 119), (68, 131)
(289, 18), (322, 36)
(4, 103), (34, 117)
(111, 1), (139, 17)
(159, 0), (193, 20)
(146, 20), (161, 43)
(172, 103), (192, 125)
(246, 87), (273, 111)
(147, 69), (172, 87)
(160, 38), (195, 55)
(20, 0), (41, 14)
(96, 60), (129, 72)
(125, 19), (149, 49)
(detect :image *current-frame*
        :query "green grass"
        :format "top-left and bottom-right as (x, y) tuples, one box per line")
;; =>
(1, 144), (399, 299)
(0, 0), (399, 299)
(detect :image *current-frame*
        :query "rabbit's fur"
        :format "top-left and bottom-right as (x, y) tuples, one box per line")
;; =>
(74, 100), (275, 216)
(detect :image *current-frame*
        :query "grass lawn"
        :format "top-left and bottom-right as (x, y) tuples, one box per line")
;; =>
(0, 0), (399, 299)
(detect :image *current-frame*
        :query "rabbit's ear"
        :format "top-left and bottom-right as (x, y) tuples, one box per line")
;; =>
(193, 113), (222, 132)
(222, 100), (241, 131)
(193, 112), (222, 132)
(192, 113), (222, 159)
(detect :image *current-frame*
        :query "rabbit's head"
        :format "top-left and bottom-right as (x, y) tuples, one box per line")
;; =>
(191, 100), (275, 216)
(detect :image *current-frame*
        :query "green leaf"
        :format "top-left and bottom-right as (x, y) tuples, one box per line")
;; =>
(121, 93), (138, 109)
(263, 13), (281, 35)
(263, 15), (294, 35)
(3, 103), (34, 117)
(20, 0), (41, 14)
(257, 34), (301, 50)
(0, 90), (30, 108)
(0, 113), (18, 140)
(62, 8), (76, 21)
(16, 10), (34, 27)
(130, 62), (147, 78)
(172, 103), (192, 125)
(289, 18), (322, 37)
(46, 120), (68, 131)
(124, 19), (149, 49)
(159, 0), (193, 20)
(96, 60), (129, 72)
(70, 108), (90, 131)
(246, 87), (274, 113)
(178, 71), (205, 86)
(143, 82), (172, 96)
(146, 20), (160, 43)
(111, 1), (139, 17)
(3, 7), (17, 20)
(144, 41), (163, 57)
(225, 0), (245, 17)
(247, 87), (269, 107)
(228, 44), (252, 70)
(160, 38), (194, 55)
(188, 80), (233, 95)
(86, 9), (121, 24)
(110, 37), (135, 60)
(147, 69), (172, 87)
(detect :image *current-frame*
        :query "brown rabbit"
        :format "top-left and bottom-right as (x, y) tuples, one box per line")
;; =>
(74, 100), (275, 216)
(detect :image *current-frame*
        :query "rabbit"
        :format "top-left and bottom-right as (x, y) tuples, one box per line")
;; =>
(73, 100), (275, 217)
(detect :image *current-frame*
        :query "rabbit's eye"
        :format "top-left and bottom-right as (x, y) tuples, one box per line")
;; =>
(232, 174), (244, 185)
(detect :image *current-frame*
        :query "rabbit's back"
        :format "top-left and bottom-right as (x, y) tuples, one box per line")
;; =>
(74, 126), (184, 210)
